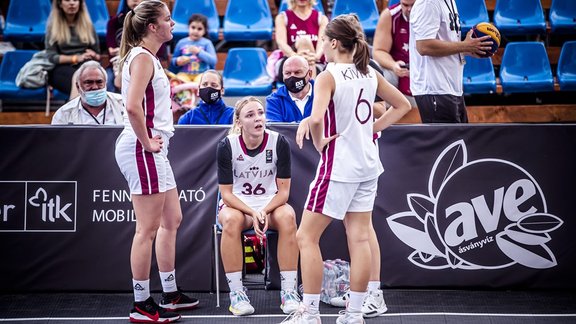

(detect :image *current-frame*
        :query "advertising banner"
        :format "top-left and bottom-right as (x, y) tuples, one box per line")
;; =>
(0, 124), (574, 291)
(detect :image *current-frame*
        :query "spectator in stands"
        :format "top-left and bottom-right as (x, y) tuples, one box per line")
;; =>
(217, 96), (300, 316)
(372, 0), (417, 108)
(274, 0), (328, 81)
(170, 13), (217, 84)
(106, 0), (169, 91)
(51, 61), (123, 125)
(265, 55), (313, 123)
(177, 70), (234, 125)
(409, 0), (492, 123)
(45, 0), (100, 99)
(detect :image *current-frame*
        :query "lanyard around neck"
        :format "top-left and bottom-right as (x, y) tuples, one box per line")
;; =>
(80, 101), (106, 125)
(442, 0), (460, 34)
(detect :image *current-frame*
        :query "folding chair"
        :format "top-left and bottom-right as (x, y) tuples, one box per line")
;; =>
(213, 191), (277, 307)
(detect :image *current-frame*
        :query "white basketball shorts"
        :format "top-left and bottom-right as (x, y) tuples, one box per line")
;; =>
(305, 177), (378, 220)
(115, 130), (176, 195)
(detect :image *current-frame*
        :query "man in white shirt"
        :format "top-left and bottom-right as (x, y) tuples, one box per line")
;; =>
(265, 55), (314, 123)
(409, 0), (492, 123)
(51, 61), (124, 125)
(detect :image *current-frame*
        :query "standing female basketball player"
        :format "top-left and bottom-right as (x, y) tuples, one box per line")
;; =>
(217, 97), (300, 316)
(114, 1), (198, 322)
(283, 14), (411, 324)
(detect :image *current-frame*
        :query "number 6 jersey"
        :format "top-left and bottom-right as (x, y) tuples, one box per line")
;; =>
(319, 62), (384, 183)
(217, 130), (291, 206)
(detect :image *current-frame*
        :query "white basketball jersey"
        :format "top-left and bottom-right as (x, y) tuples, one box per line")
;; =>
(229, 130), (280, 205)
(121, 47), (174, 135)
(318, 63), (384, 182)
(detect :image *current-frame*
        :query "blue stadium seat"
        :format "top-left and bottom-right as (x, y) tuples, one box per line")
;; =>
(388, 0), (400, 7)
(557, 41), (576, 91)
(549, 0), (576, 34)
(331, 0), (379, 38)
(455, 0), (490, 35)
(223, 0), (273, 41)
(463, 56), (497, 94)
(278, 0), (325, 14)
(223, 48), (273, 96)
(172, 0), (220, 42)
(0, 50), (48, 101)
(116, 0), (127, 14)
(493, 0), (546, 36)
(499, 42), (554, 93)
(85, 0), (110, 40)
(2, 0), (51, 43)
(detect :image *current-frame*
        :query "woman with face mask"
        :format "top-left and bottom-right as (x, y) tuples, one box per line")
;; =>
(177, 70), (235, 125)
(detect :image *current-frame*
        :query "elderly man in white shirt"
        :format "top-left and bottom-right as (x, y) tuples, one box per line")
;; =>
(51, 61), (124, 125)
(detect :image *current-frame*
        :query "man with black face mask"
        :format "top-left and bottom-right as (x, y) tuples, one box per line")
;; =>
(178, 70), (235, 125)
(266, 55), (314, 123)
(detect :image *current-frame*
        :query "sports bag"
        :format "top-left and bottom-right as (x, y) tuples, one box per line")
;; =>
(16, 50), (55, 89)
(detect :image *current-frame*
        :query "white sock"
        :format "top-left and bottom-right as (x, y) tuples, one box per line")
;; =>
(348, 290), (366, 313)
(303, 293), (320, 314)
(226, 271), (243, 292)
(368, 281), (381, 292)
(280, 270), (297, 291)
(159, 270), (177, 293)
(132, 279), (150, 302)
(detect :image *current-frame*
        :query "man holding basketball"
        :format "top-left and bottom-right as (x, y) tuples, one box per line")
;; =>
(409, 0), (493, 123)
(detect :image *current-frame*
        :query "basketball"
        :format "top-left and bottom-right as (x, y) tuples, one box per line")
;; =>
(472, 22), (501, 58)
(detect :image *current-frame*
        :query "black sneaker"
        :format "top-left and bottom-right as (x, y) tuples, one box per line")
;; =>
(159, 290), (199, 311)
(130, 297), (181, 323)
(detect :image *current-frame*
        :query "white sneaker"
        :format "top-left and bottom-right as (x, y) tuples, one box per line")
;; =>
(280, 289), (301, 314)
(336, 310), (365, 324)
(280, 304), (322, 323)
(361, 289), (387, 318)
(229, 289), (255, 316)
(329, 291), (349, 308)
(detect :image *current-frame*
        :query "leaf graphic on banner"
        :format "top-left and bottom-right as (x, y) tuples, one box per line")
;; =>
(407, 194), (435, 221)
(447, 251), (465, 269)
(428, 140), (467, 199)
(387, 212), (443, 255)
(419, 251), (435, 263)
(408, 251), (451, 270)
(504, 224), (550, 245)
(496, 233), (557, 269)
(424, 213), (446, 256)
(517, 213), (563, 233)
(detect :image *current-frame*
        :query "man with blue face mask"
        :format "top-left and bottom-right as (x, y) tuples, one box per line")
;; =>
(265, 55), (314, 123)
(51, 61), (124, 125)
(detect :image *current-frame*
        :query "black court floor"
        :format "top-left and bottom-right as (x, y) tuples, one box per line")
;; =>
(1, 288), (576, 324)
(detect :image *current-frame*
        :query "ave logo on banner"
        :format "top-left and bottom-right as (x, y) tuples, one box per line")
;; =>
(0, 181), (77, 232)
(387, 140), (563, 270)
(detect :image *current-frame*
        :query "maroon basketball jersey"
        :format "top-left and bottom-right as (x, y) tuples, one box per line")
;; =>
(389, 4), (411, 95)
(284, 9), (320, 49)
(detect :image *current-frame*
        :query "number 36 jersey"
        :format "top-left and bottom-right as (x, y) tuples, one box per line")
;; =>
(217, 130), (291, 206)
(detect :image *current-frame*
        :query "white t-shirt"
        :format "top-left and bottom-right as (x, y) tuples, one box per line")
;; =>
(409, 0), (464, 96)
(317, 63), (384, 183)
(121, 47), (174, 136)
